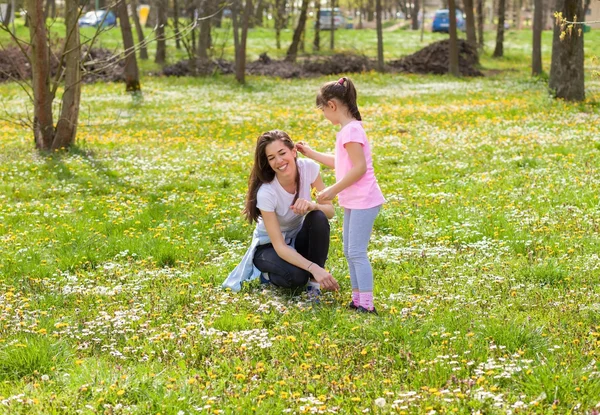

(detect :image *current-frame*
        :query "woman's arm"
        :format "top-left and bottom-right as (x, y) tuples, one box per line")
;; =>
(289, 173), (335, 219)
(262, 211), (339, 291)
(296, 142), (335, 169)
(317, 142), (366, 203)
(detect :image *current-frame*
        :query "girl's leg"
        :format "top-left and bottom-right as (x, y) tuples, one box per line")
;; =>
(346, 205), (381, 310)
(343, 208), (360, 306)
(294, 210), (330, 268)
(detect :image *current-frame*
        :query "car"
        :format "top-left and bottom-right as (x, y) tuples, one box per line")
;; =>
(78, 10), (117, 28)
(432, 9), (465, 33)
(318, 8), (344, 30)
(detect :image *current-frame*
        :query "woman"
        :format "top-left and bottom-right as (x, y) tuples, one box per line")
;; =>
(222, 130), (339, 293)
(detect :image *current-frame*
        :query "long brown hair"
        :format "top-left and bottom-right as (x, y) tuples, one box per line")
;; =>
(244, 130), (300, 223)
(316, 76), (362, 121)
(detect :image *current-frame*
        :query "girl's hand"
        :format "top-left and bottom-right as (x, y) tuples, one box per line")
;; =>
(291, 198), (316, 216)
(296, 142), (312, 157)
(317, 186), (337, 204)
(310, 266), (339, 291)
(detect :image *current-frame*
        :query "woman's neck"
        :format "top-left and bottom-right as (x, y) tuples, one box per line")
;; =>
(276, 169), (297, 190)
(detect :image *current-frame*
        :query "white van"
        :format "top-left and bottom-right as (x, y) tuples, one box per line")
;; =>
(318, 8), (344, 30)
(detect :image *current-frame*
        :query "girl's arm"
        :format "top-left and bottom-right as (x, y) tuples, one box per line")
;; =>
(296, 142), (335, 169)
(261, 211), (339, 291)
(317, 142), (366, 203)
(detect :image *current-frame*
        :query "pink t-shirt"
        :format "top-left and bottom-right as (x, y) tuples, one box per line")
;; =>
(335, 120), (385, 209)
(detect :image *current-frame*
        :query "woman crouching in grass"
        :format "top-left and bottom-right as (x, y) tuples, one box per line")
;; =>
(222, 130), (339, 297)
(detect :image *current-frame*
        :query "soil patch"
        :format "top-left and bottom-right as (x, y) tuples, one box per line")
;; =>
(388, 39), (483, 77)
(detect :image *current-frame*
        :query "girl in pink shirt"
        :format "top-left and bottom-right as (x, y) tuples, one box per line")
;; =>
(297, 77), (385, 314)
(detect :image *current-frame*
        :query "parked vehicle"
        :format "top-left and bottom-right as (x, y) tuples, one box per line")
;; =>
(432, 9), (465, 33)
(318, 8), (344, 30)
(78, 10), (117, 28)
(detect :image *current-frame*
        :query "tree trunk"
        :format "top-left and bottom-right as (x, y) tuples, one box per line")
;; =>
(233, 0), (252, 84)
(286, 0), (308, 62)
(582, 0), (590, 20)
(155, 0), (167, 63)
(254, 0), (264, 26)
(531, 0), (542, 75)
(26, 0), (54, 151)
(376, 0), (384, 71)
(117, 0), (141, 93)
(313, 0), (320, 51)
(198, 0), (212, 60)
(173, 0), (181, 49)
(448, 0), (460, 76)
(549, 0), (584, 101)
(464, 0), (476, 46)
(493, 0), (505, 57)
(411, 0), (419, 29)
(274, 0), (286, 49)
(145, 0), (158, 27)
(53, 0), (81, 150)
(476, 0), (484, 48)
(330, 0), (335, 50)
(130, 0), (149, 59)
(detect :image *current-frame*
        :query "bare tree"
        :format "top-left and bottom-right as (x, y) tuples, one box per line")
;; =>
(232, 0), (253, 83)
(376, 0), (384, 71)
(274, 0), (287, 49)
(493, 0), (505, 57)
(173, 0), (182, 49)
(448, 0), (460, 76)
(24, 0), (81, 150)
(198, 0), (213, 60)
(130, 0), (149, 59)
(549, 0), (585, 101)
(117, 0), (141, 93)
(330, 0), (335, 50)
(476, 0), (484, 49)
(532, 0), (542, 75)
(155, 0), (167, 63)
(411, 0), (419, 29)
(313, 0), (321, 51)
(463, 0), (476, 46)
(286, 0), (309, 62)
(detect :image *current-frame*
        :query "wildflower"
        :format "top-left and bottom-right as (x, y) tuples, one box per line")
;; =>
(374, 397), (386, 407)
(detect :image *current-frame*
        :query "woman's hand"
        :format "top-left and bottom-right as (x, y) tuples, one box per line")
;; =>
(310, 266), (339, 291)
(317, 186), (337, 204)
(296, 142), (313, 157)
(291, 198), (316, 216)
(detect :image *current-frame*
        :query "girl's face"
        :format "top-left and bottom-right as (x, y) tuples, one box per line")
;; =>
(321, 99), (340, 125)
(265, 140), (297, 180)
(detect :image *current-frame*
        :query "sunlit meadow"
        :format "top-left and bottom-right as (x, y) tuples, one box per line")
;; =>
(1, 21), (600, 414)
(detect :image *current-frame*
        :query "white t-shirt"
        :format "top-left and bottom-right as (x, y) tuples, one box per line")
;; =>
(256, 158), (320, 235)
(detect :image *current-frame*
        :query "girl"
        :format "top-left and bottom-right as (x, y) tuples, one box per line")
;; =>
(297, 77), (384, 313)
(223, 130), (339, 295)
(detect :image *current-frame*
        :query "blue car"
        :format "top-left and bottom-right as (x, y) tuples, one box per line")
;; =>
(432, 9), (465, 33)
(78, 10), (117, 28)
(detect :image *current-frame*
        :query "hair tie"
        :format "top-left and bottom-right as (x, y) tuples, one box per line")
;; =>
(338, 77), (345, 85)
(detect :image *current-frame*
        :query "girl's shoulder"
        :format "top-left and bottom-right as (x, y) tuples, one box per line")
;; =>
(338, 120), (367, 143)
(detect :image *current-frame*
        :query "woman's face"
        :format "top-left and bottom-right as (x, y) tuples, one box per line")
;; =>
(264, 140), (297, 180)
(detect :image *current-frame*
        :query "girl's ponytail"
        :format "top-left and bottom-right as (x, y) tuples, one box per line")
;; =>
(316, 76), (362, 121)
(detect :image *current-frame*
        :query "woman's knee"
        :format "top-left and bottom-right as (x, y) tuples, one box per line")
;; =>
(305, 210), (330, 232)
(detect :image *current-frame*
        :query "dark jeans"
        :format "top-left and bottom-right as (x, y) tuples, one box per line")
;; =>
(253, 210), (330, 288)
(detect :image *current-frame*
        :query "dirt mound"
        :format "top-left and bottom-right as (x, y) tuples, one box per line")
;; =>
(389, 39), (483, 77)
(0, 47), (30, 82)
(247, 53), (303, 78)
(0, 46), (125, 83)
(81, 47), (126, 83)
(163, 59), (234, 77)
(303, 53), (375, 75)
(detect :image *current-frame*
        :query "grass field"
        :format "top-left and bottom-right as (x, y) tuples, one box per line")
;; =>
(0, 18), (600, 415)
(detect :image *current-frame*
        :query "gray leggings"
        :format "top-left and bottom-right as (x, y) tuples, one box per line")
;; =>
(343, 205), (381, 292)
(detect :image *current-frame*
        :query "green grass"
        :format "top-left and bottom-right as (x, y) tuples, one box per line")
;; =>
(0, 19), (600, 415)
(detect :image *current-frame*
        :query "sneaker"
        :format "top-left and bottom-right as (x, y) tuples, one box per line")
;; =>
(347, 301), (359, 310)
(259, 272), (271, 285)
(357, 306), (378, 315)
(306, 281), (321, 302)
